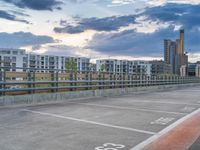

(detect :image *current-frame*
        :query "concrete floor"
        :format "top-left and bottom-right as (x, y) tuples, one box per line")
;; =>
(189, 137), (200, 150)
(0, 86), (200, 150)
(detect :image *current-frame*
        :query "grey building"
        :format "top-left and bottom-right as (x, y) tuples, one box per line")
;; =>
(164, 30), (188, 75)
(150, 60), (172, 76)
(188, 63), (197, 76)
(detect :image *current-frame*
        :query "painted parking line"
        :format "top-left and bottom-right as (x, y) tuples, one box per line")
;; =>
(131, 108), (200, 150)
(22, 109), (156, 135)
(177, 90), (200, 92)
(126, 100), (200, 106)
(65, 102), (187, 115)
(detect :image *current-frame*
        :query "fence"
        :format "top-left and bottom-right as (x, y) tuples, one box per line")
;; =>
(0, 67), (200, 96)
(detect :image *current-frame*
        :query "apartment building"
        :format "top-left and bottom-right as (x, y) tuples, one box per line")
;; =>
(196, 63), (200, 78)
(89, 63), (97, 72)
(96, 59), (151, 77)
(181, 62), (200, 77)
(0, 48), (27, 72)
(150, 60), (172, 76)
(0, 49), (90, 73)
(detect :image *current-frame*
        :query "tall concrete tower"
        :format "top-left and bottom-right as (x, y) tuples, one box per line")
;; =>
(164, 39), (171, 64)
(180, 29), (184, 54)
(164, 29), (188, 75)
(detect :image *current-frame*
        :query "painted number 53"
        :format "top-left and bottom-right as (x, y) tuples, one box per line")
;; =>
(95, 143), (125, 150)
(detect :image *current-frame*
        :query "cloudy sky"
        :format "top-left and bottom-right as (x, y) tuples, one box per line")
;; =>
(0, 0), (200, 62)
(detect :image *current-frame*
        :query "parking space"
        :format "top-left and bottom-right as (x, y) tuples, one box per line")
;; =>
(0, 86), (200, 150)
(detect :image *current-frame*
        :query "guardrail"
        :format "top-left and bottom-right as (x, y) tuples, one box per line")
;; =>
(0, 67), (200, 96)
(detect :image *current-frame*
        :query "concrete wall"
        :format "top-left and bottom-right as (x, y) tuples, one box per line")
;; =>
(0, 83), (200, 107)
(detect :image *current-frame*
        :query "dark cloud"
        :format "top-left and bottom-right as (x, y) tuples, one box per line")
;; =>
(0, 10), (30, 24)
(2, 0), (63, 11)
(54, 15), (136, 33)
(143, 3), (200, 29)
(0, 32), (56, 49)
(10, 10), (30, 17)
(85, 3), (200, 57)
(66, 0), (103, 3)
(44, 45), (79, 57)
(87, 25), (200, 57)
(53, 3), (200, 34)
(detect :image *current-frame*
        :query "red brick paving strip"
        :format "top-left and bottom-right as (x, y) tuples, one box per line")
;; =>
(142, 111), (200, 150)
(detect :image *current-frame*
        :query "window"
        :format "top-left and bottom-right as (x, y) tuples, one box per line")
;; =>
(4, 56), (10, 62)
(13, 51), (18, 55)
(1, 50), (10, 54)
(12, 57), (16, 62)
(23, 57), (27, 62)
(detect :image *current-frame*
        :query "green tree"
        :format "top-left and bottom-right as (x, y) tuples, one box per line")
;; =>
(99, 64), (105, 72)
(65, 58), (77, 72)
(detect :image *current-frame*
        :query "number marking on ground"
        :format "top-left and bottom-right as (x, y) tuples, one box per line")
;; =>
(182, 106), (196, 112)
(95, 143), (125, 150)
(151, 117), (175, 125)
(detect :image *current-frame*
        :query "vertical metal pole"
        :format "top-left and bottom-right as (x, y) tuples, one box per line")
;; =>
(70, 71), (73, 91)
(114, 73), (116, 88)
(55, 71), (58, 92)
(103, 73), (105, 89)
(98, 72), (101, 90)
(0, 70), (2, 96)
(109, 73), (112, 89)
(74, 72), (77, 91)
(27, 70), (32, 94)
(0, 69), (5, 96)
(32, 70), (35, 94)
(85, 72), (89, 90)
(120, 74), (123, 88)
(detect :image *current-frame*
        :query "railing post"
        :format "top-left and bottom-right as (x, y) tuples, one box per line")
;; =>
(114, 73), (117, 88)
(33, 70), (35, 93)
(123, 73), (126, 88)
(98, 72), (101, 90)
(89, 72), (92, 90)
(27, 70), (35, 94)
(0, 71), (2, 96)
(128, 74), (131, 88)
(27, 71), (31, 94)
(55, 71), (59, 92)
(120, 74), (123, 88)
(0, 69), (6, 96)
(103, 72), (105, 89)
(109, 73), (113, 89)
(85, 71), (90, 90)
(131, 74), (134, 87)
(50, 70), (54, 92)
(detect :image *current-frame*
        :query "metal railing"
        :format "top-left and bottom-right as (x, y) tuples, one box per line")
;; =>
(0, 67), (200, 96)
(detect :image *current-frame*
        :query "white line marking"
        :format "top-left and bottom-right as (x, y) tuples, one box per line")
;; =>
(130, 108), (200, 150)
(126, 100), (200, 106)
(178, 90), (200, 92)
(66, 102), (186, 115)
(22, 109), (156, 135)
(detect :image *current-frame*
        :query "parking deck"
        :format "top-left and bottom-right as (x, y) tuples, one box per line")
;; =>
(0, 86), (200, 150)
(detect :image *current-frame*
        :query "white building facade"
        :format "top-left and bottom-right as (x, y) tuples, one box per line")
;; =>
(0, 48), (27, 72)
(0, 49), (90, 73)
(96, 59), (152, 77)
(180, 65), (187, 77)
(196, 64), (200, 78)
